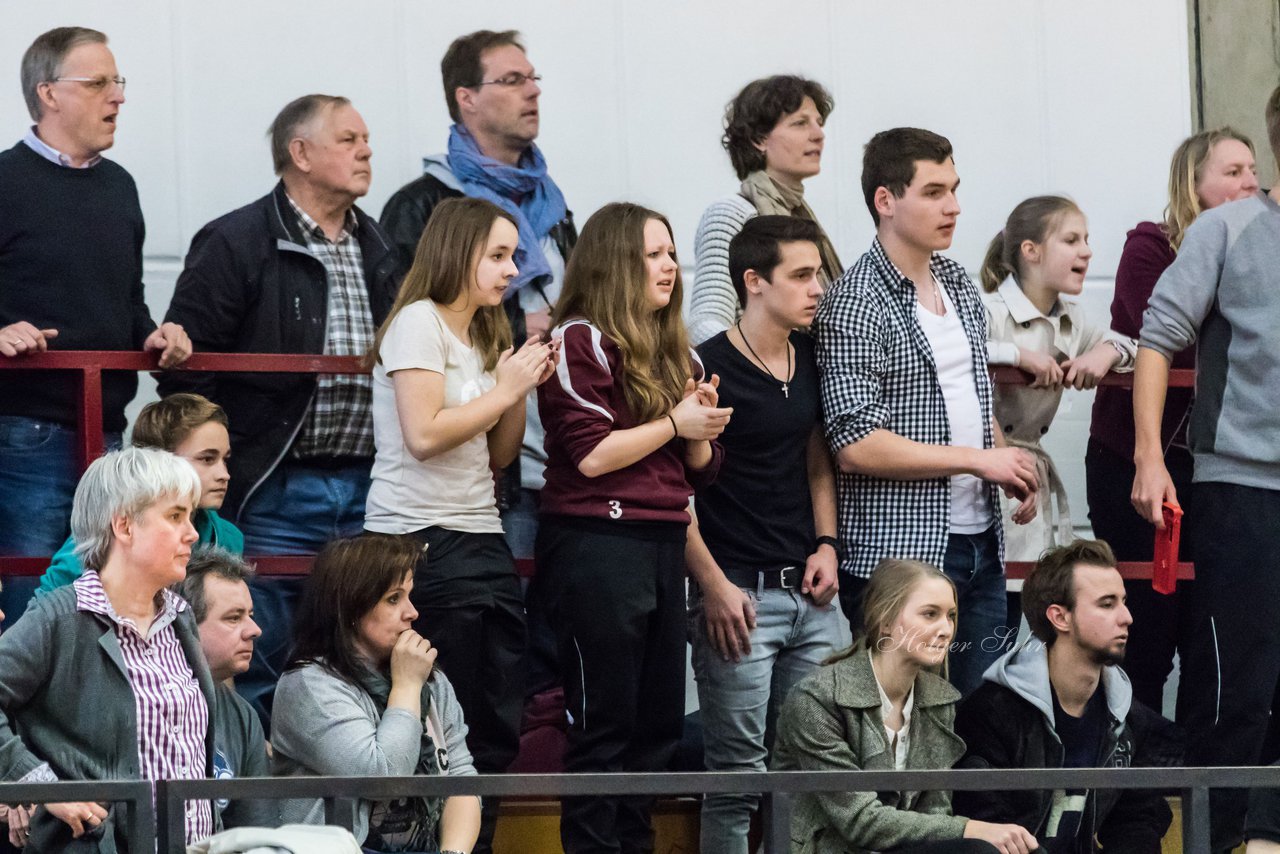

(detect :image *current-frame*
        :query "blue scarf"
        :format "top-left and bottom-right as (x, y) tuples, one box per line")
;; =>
(447, 124), (568, 297)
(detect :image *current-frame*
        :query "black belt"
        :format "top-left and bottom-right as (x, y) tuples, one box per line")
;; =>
(720, 565), (803, 591)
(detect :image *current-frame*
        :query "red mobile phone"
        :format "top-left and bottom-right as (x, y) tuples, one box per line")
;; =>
(1152, 501), (1183, 595)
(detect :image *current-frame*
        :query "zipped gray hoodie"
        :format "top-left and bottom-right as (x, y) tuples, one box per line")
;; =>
(1140, 191), (1280, 489)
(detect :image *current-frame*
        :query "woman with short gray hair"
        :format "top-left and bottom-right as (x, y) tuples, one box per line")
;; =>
(0, 447), (217, 851)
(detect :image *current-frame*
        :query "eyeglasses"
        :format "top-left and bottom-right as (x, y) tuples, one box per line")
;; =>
(474, 72), (541, 89)
(50, 75), (127, 93)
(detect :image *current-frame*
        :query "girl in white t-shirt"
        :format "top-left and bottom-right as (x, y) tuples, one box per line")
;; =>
(364, 197), (555, 845)
(979, 196), (1136, 560)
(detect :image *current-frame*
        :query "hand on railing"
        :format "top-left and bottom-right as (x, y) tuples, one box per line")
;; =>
(0, 322), (58, 358)
(142, 322), (192, 369)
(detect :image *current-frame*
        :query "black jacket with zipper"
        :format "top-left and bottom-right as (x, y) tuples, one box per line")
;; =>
(952, 641), (1178, 853)
(158, 182), (400, 519)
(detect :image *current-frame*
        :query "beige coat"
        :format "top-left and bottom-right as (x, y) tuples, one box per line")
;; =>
(983, 277), (1136, 559)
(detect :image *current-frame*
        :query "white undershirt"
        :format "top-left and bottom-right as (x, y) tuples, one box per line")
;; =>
(915, 276), (991, 533)
(871, 651), (915, 771)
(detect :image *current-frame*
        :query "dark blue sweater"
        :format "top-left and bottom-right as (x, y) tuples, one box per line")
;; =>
(0, 142), (155, 430)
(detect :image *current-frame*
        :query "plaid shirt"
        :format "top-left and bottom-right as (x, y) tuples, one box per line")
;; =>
(287, 197), (375, 459)
(815, 238), (1001, 578)
(73, 571), (213, 844)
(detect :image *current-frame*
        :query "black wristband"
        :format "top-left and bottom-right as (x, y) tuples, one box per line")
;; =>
(667, 414), (679, 438)
(816, 535), (842, 558)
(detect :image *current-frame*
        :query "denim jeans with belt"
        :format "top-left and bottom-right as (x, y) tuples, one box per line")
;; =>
(0, 416), (121, 627)
(689, 578), (843, 854)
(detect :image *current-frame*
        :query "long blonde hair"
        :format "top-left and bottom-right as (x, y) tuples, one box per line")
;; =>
(1165, 127), (1255, 251)
(368, 197), (514, 371)
(828, 558), (956, 676)
(552, 203), (691, 421)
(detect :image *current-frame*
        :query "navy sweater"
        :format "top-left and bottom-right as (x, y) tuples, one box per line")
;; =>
(0, 142), (155, 431)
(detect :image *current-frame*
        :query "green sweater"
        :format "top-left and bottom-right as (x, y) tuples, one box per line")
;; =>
(36, 509), (245, 597)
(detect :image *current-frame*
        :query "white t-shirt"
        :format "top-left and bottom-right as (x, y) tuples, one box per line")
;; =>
(364, 300), (503, 534)
(916, 278), (991, 534)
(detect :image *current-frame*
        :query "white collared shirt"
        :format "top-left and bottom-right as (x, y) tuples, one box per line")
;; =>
(871, 651), (915, 770)
(21, 125), (102, 168)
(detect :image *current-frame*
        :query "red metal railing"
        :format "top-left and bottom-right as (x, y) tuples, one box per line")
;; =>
(0, 352), (1197, 580)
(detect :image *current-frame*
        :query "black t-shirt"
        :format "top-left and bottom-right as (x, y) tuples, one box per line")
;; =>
(694, 330), (820, 569)
(1042, 683), (1108, 853)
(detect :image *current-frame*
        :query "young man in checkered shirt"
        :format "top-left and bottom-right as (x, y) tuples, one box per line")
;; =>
(813, 127), (1039, 695)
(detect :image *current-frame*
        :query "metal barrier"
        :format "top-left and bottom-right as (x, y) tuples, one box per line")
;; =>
(0, 351), (1198, 581)
(0, 779), (154, 851)
(148, 765), (1280, 853)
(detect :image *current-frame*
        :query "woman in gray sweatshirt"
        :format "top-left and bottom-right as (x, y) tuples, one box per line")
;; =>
(271, 535), (479, 853)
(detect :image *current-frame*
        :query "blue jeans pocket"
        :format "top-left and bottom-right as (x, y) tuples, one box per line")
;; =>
(0, 416), (61, 452)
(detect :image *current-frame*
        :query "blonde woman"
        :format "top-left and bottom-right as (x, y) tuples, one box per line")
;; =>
(772, 559), (1037, 854)
(1086, 127), (1257, 713)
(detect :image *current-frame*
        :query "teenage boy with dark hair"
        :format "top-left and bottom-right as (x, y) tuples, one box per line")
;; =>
(813, 127), (1038, 694)
(953, 539), (1173, 853)
(687, 215), (841, 854)
(1131, 82), (1280, 853)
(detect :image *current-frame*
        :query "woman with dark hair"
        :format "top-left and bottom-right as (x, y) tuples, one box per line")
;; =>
(537, 202), (729, 852)
(271, 534), (480, 854)
(689, 74), (842, 343)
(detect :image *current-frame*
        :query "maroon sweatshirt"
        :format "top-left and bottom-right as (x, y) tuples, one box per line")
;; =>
(538, 319), (723, 523)
(1089, 221), (1196, 456)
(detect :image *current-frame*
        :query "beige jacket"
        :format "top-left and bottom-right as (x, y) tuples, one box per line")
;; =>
(983, 277), (1136, 558)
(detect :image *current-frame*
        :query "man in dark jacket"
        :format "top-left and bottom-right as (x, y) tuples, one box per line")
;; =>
(380, 29), (575, 557)
(954, 539), (1174, 854)
(160, 93), (399, 725)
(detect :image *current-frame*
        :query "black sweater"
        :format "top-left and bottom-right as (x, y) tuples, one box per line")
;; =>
(0, 142), (155, 431)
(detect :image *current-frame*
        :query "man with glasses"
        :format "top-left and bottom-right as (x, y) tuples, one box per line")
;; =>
(0, 26), (191, 625)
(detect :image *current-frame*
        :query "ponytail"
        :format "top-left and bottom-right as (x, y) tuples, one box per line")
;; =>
(981, 195), (1082, 294)
(979, 230), (1013, 293)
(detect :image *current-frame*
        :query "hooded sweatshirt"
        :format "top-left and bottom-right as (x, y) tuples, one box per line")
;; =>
(953, 639), (1172, 854)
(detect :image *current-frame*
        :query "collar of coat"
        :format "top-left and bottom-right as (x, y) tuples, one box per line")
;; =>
(832, 645), (961, 711)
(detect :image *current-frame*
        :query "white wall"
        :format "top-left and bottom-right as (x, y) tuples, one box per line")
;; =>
(3, 0), (1193, 521)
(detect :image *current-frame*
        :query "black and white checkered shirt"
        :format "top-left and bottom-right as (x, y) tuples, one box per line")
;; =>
(814, 238), (1001, 578)
(287, 197), (375, 459)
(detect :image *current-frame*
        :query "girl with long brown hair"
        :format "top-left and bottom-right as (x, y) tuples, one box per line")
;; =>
(536, 202), (731, 852)
(364, 196), (555, 849)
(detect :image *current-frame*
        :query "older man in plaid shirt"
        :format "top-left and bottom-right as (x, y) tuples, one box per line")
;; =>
(814, 127), (1038, 694)
(160, 94), (401, 725)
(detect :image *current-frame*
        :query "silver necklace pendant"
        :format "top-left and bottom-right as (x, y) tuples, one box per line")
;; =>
(782, 382), (789, 398)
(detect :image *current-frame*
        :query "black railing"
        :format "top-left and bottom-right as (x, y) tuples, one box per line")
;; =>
(145, 765), (1280, 853)
(0, 780), (154, 851)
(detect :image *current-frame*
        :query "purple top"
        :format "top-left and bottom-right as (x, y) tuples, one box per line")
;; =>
(1089, 221), (1195, 457)
(74, 571), (213, 844)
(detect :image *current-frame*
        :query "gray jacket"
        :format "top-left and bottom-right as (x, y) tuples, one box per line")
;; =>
(214, 682), (276, 829)
(1141, 191), (1280, 489)
(0, 584), (216, 852)
(270, 662), (476, 844)
(771, 650), (968, 854)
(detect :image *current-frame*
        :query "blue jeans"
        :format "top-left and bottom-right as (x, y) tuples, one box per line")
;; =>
(942, 525), (1011, 696)
(235, 460), (370, 728)
(500, 487), (540, 561)
(689, 583), (843, 854)
(0, 417), (120, 628)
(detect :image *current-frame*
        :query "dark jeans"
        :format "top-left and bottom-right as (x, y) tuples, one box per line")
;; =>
(1085, 437), (1198, 715)
(836, 526), (1011, 698)
(0, 417), (120, 628)
(234, 460), (369, 728)
(406, 526), (526, 854)
(1180, 480), (1280, 851)
(537, 517), (687, 854)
